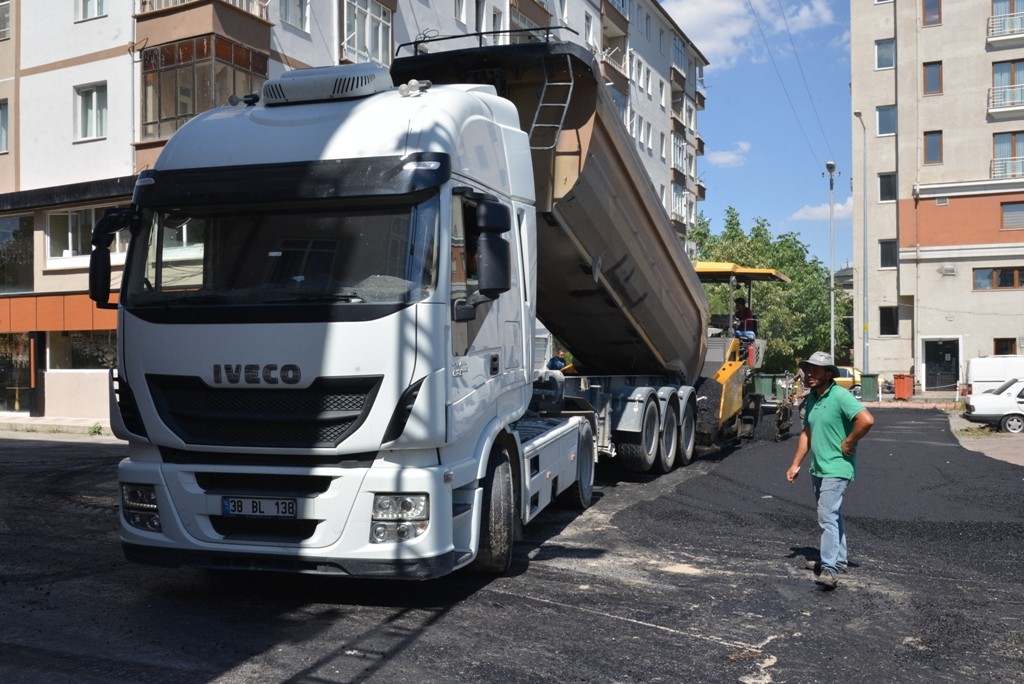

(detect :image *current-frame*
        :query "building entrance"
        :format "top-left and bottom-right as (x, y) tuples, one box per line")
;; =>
(923, 339), (959, 392)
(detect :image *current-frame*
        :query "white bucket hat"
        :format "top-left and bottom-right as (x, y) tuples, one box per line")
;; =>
(800, 351), (839, 376)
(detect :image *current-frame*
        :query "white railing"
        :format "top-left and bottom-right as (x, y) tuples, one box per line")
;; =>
(991, 156), (1024, 179)
(989, 84), (1024, 109)
(138, 0), (268, 20)
(989, 12), (1024, 39)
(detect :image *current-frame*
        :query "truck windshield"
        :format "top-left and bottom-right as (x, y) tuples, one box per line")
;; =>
(123, 196), (439, 307)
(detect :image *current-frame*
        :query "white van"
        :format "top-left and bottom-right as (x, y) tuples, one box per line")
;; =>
(964, 355), (1024, 395)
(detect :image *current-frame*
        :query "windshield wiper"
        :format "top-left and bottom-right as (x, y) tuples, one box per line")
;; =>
(262, 292), (366, 303)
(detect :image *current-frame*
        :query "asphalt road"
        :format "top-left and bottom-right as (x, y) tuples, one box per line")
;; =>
(1, 408), (1021, 683)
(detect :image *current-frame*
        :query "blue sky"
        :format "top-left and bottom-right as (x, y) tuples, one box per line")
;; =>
(662, 0), (854, 269)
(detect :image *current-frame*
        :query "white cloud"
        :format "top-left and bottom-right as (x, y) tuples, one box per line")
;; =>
(706, 140), (752, 167)
(789, 195), (853, 221)
(661, 0), (836, 70)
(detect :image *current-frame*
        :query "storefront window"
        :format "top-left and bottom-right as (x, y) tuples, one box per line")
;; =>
(48, 331), (117, 370)
(0, 333), (30, 411)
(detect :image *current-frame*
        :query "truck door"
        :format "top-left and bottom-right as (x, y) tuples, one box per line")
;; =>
(448, 191), (522, 408)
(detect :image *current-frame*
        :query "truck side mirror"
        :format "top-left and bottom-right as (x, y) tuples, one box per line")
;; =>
(88, 206), (135, 309)
(452, 198), (512, 322)
(475, 199), (512, 297)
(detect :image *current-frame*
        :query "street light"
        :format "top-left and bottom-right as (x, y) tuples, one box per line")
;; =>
(825, 160), (837, 361)
(853, 110), (869, 374)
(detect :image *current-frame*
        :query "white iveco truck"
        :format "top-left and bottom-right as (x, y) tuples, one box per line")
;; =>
(89, 39), (708, 579)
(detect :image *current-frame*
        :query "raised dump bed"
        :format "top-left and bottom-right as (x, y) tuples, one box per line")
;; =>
(392, 41), (708, 381)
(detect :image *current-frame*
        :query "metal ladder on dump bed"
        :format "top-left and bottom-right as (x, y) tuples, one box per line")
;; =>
(528, 54), (574, 150)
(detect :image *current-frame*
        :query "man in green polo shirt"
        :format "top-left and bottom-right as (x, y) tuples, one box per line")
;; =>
(786, 351), (875, 589)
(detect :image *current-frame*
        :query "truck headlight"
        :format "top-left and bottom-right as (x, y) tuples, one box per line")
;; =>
(370, 494), (428, 543)
(122, 483), (161, 532)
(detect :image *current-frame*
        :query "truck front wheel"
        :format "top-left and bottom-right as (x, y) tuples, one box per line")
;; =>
(470, 448), (515, 574)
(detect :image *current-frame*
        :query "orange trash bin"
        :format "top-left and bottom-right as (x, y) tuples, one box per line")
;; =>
(893, 373), (914, 401)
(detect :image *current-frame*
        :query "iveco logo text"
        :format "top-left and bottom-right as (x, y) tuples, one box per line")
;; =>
(212, 364), (302, 385)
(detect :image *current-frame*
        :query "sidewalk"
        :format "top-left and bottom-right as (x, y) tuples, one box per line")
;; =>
(0, 411), (111, 438)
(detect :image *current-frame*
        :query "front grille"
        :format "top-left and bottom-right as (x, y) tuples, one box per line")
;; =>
(147, 374), (382, 448)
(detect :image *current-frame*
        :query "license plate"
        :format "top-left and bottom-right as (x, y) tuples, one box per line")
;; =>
(222, 496), (297, 518)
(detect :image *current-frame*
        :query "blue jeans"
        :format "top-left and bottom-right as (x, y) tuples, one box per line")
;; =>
(812, 476), (849, 574)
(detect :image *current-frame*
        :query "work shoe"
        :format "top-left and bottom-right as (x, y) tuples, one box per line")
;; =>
(814, 569), (839, 589)
(805, 560), (847, 574)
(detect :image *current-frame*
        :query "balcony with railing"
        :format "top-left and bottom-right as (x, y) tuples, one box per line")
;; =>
(991, 156), (1024, 179)
(989, 12), (1024, 46)
(988, 84), (1024, 116)
(137, 0), (268, 20)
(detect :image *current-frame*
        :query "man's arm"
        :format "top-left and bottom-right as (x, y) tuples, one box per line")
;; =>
(786, 425), (811, 482)
(841, 408), (875, 457)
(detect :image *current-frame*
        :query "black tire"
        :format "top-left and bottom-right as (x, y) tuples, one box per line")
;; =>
(851, 384), (862, 400)
(618, 397), (660, 473)
(559, 421), (595, 509)
(1000, 414), (1024, 434)
(678, 401), (697, 466)
(469, 448), (515, 574)
(653, 402), (679, 473)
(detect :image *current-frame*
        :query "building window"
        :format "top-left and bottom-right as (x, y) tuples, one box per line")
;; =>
(47, 205), (128, 260)
(879, 306), (899, 336)
(993, 133), (1024, 179)
(922, 0), (941, 26)
(994, 338), (1018, 354)
(879, 239), (898, 268)
(671, 131), (685, 171)
(75, 84), (107, 141)
(993, 60), (1024, 107)
(344, 0), (393, 66)
(924, 62), (942, 95)
(879, 172), (897, 202)
(0, 215), (33, 294)
(973, 267), (1024, 289)
(49, 331), (117, 370)
(924, 131), (943, 164)
(76, 0), (106, 21)
(0, 100), (7, 153)
(877, 105), (896, 135)
(1002, 201), (1024, 228)
(140, 36), (268, 142)
(281, 0), (307, 30)
(454, 0), (464, 23)
(584, 13), (595, 49)
(875, 39), (895, 70)
(0, 0), (9, 41)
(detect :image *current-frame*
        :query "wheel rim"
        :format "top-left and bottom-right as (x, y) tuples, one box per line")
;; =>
(642, 398), (660, 461)
(680, 403), (696, 464)
(658, 403), (678, 471)
(1005, 415), (1024, 433)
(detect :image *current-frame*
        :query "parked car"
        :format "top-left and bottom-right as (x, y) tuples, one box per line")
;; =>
(835, 366), (862, 398)
(962, 378), (1024, 433)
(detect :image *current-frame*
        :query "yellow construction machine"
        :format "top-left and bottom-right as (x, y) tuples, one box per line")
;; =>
(693, 262), (794, 445)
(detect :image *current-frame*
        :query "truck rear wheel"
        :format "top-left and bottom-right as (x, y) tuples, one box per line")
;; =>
(678, 402), (697, 466)
(653, 402), (678, 473)
(618, 397), (660, 473)
(470, 448), (515, 574)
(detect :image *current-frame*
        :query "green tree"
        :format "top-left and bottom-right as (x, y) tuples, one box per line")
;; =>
(690, 207), (852, 372)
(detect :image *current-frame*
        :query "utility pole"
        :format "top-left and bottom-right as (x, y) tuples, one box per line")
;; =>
(825, 161), (837, 361)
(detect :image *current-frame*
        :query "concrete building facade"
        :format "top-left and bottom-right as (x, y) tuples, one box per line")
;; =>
(851, 0), (1024, 392)
(0, 0), (706, 417)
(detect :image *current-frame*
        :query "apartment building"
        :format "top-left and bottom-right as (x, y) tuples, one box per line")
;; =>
(851, 0), (1024, 392)
(0, 0), (706, 417)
